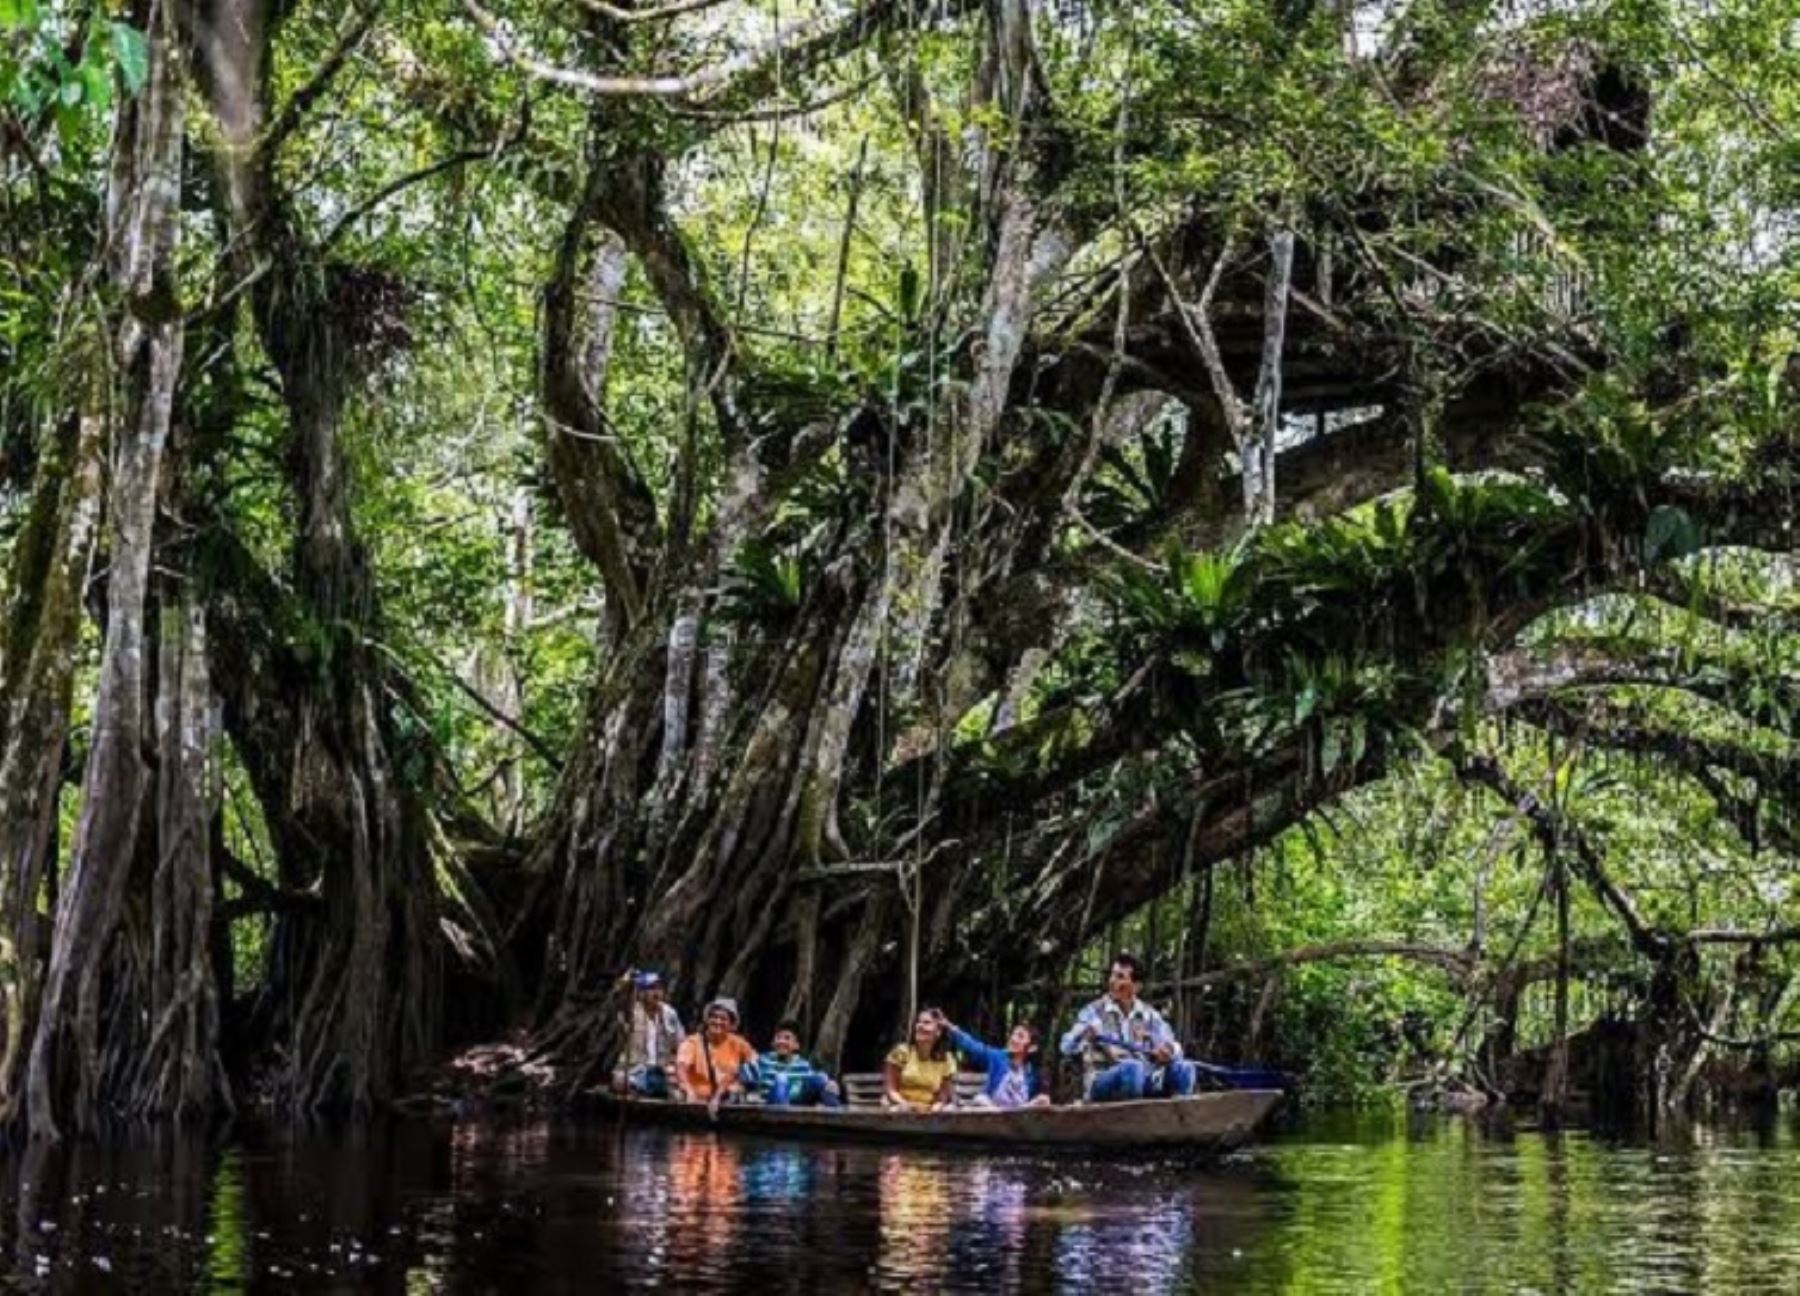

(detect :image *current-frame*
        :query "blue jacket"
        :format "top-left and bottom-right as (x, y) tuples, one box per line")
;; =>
(948, 1025), (1041, 1105)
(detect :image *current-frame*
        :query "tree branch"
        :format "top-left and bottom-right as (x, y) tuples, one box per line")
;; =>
(217, 851), (323, 920)
(261, 1), (383, 161)
(592, 146), (744, 443)
(1160, 940), (1478, 989)
(542, 172), (656, 623)
(461, 0), (915, 105)
(1485, 636), (1800, 734)
(1456, 752), (1669, 960)
(319, 143), (505, 254)
(570, 0), (732, 22)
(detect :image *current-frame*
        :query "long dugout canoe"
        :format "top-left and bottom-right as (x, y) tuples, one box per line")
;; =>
(590, 1089), (1282, 1152)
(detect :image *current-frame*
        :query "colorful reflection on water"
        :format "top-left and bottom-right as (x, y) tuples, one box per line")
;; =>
(1, 1111), (1799, 1290)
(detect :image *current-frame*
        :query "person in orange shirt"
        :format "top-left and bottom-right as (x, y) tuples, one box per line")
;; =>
(675, 997), (758, 1115)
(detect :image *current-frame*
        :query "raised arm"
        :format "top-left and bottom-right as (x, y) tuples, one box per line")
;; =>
(946, 1023), (1001, 1070)
(612, 971), (637, 1030)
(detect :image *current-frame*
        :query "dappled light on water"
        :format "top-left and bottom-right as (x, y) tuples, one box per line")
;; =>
(0, 1113), (1798, 1289)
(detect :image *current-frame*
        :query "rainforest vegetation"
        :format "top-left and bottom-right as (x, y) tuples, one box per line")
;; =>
(0, 0), (1797, 1140)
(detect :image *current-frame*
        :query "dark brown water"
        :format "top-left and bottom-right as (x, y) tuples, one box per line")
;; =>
(1, 1111), (1798, 1292)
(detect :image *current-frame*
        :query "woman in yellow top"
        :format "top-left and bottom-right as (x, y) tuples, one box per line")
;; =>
(883, 1008), (957, 1110)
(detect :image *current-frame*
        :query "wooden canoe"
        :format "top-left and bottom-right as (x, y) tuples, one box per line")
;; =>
(589, 1089), (1282, 1152)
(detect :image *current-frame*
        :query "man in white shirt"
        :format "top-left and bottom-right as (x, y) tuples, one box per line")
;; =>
(1058, 952), (1197, 1101)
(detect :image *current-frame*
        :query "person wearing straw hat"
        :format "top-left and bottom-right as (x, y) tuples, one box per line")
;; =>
(675, 996), (758, 1116)
(612, 968), (685, 1098)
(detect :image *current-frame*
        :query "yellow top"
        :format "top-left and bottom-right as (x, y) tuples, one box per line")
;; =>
(884, 1043), (956, 1108)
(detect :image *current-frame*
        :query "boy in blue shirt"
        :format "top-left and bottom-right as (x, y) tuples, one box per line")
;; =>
(745, 1021), (842, 1107)
(939, 1012), (1049, 1108)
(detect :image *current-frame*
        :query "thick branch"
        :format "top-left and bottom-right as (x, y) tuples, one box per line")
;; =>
(592, 147), (744, 444)
(218, 853), (324, 921)
(261, 2), (382, 160)
(1485, 637), (1800, 733)
(570, 0), (731, 22)
(1163, 940), (1477, 989)
(462, 0), (919, 107)
(543, 175), (656, 622)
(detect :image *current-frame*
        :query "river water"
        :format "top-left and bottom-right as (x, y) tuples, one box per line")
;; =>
(1, 1109), (1797, 1292)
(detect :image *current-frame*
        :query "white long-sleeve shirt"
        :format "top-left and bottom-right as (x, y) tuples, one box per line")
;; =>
(1059, 995), (1182, 1094)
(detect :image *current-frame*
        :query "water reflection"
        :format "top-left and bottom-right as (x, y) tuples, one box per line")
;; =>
(877, 1151), (949, 1284)
(667, 1137), (744, 1283)
(1054, 1181), (1196, 1294)
(740, 1142), (811, 1207)
(0, 1112), (1796, 1290)
(944, 1162), (1030, 1287)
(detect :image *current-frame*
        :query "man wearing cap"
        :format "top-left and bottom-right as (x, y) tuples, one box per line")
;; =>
(615, 969), (685, 1098)
(675, 996), (758, 1116)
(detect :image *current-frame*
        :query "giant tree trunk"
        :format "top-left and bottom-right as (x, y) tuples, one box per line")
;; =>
(26, 0), (186, 1139)
(134, 592), (230, 1118)
(0, 411), (106, 1126)
(516, 2), (1070, 1087)
(206, 266), (444, 1111)
(189, 0), (447, 1113)
(256, 290), (441, 1112)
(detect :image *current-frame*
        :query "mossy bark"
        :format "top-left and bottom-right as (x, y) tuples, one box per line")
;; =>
(0, 411), (106, 1127)
(26, 0), (187, 1140)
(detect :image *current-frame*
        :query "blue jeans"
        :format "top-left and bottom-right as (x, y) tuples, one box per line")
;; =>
(768, 1073), (842, 1108)
(741, 1063), (842, 1108)
(1089, 1059), (1197, 1102)
(628, 1065), (671, 1098)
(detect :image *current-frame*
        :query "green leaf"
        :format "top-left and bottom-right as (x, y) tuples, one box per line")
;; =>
(110, 22), (149, 94)
(0, 0), (41, 31)
(1293, 683), (1318, 725)
(53, 101), (82, 150)
(1644, 505), (1702, 565)
(79, 61), (110, 112)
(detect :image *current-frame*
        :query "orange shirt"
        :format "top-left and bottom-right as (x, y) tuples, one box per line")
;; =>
(675, 1031), (757, 1099)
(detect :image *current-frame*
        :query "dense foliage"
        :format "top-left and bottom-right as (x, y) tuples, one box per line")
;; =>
(1, 0), (1797, 1134)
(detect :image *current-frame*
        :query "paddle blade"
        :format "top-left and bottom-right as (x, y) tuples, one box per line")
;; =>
(1195, 1062), (1290, 1091)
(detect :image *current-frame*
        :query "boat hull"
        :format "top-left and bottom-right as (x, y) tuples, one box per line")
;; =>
(590, 1089), (1281, 1152)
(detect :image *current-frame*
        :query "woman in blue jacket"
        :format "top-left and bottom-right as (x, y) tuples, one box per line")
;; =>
(937, 1012), (1051, 1108)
